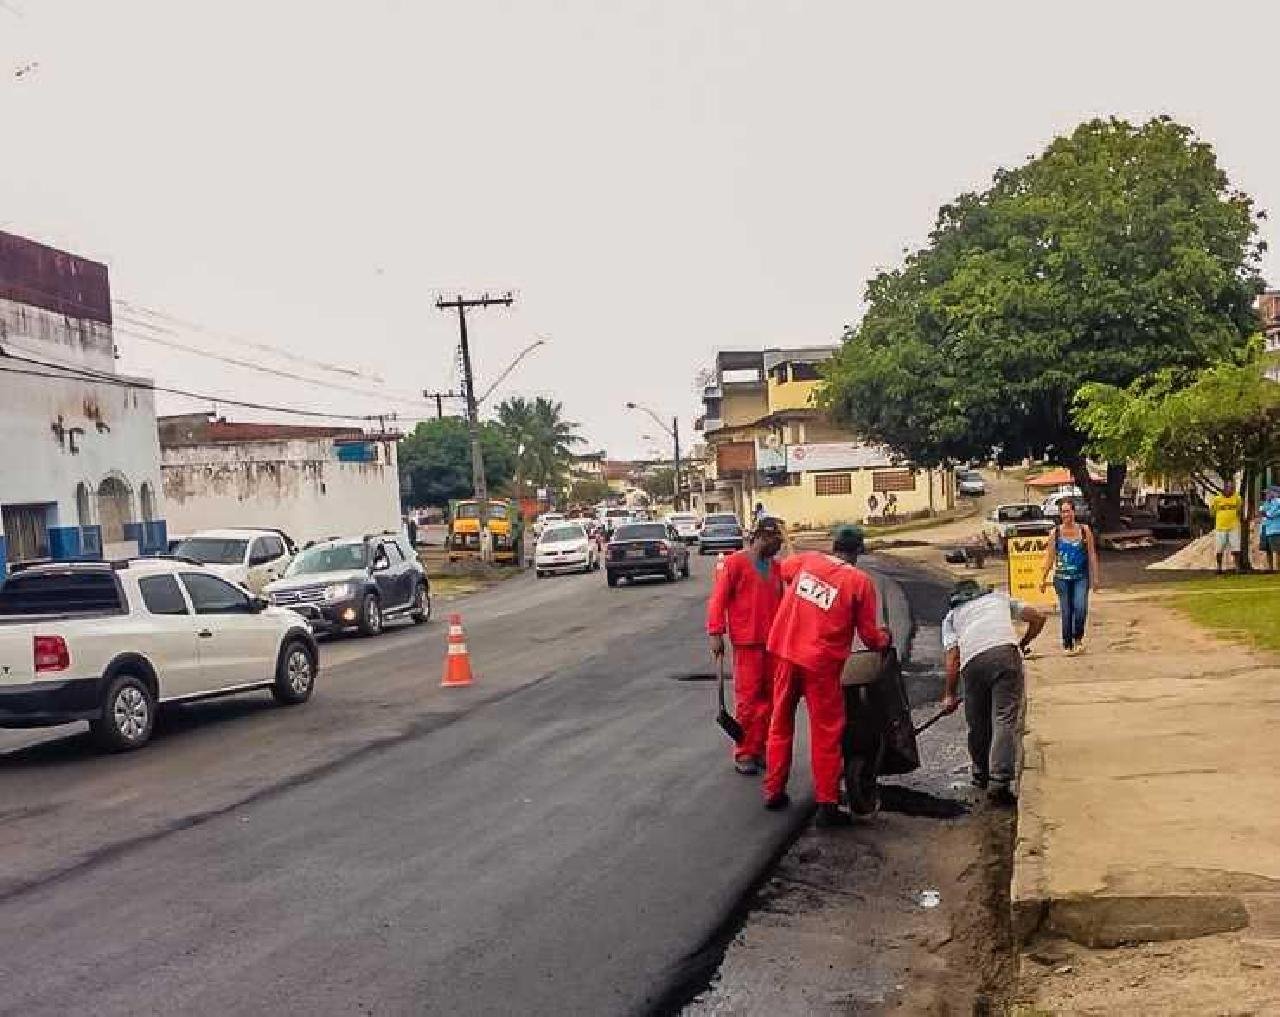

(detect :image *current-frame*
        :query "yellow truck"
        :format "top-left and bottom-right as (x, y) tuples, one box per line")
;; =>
(447, 499), (523, 565)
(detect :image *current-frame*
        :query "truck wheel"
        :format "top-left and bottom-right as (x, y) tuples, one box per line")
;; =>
(357, 593), (383, 636)
(91, 673), (156, 751)
(272, 638), (316, 705)
(680, 559), (691, 579)
(665, 564), (677, 582)
(411, 583), (431, 624)
(607, 571), (619, 588)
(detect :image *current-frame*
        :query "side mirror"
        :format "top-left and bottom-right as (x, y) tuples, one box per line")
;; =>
(373, 556), (390, 572)
(249, 595), (269, 613)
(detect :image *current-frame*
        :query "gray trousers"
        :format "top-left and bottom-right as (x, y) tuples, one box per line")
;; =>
(962, 644), (1025, 789)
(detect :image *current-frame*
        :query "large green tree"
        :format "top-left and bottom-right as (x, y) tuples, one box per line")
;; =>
(495, 395), (585, 496)
(823, 116), (1265, 525)
(398, 418), (516, 508)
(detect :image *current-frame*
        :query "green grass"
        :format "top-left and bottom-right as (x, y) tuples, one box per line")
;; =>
(1164, 573), (1280, 652)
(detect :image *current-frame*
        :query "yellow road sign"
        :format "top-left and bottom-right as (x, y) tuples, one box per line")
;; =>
(1007, 535), (1056, 608)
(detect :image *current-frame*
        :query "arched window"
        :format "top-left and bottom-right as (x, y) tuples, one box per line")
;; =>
(139, 482), (156, 522)
(75, 482), (94, 526)
(97, 475), (134, 545)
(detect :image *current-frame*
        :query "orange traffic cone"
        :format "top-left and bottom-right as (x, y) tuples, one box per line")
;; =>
(441, 613), (474, 687)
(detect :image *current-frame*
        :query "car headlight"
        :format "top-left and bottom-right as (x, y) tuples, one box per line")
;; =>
(324, 582), (355, 602)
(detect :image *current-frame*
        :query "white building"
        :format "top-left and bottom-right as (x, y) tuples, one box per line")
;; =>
(0, 232), (166, 573)
(159, 414), (402, 547)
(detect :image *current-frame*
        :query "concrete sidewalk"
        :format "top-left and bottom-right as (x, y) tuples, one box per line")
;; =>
(1013, 591), (1280, 1013)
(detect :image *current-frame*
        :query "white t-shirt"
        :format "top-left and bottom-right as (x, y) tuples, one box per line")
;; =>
(941, 593), (1025, 669)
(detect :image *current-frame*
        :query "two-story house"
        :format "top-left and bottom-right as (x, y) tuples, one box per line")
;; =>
(694, 347), (952, 528)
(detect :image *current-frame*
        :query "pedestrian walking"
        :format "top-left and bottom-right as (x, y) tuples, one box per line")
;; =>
(763, 525), (891, 827)
(1260, 486), (1280, 573)
(753, 502), (767, 524)
(706, 517), (785, 776)
(1210, 480), (1243, 574)
(940, 579), (1046, 807)
(1038, 498), (1099, 655)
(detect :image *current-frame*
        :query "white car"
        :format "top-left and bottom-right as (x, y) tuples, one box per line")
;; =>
(532, 512), (566, 538)
(534, 522), (600, 577)
(173, 528), (295, 593)
(1041, 488), (1091, 523)
(0, 558), (318, 751)
(665, 512), (702, 544)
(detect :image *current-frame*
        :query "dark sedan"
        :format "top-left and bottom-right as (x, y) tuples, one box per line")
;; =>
(606, 522), (691, 587)
(698, 522), (745, 555)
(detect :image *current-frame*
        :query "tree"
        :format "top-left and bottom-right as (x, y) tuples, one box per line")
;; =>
(495, 396), (586, 496)
(823, 116), (1266, 526)
(398, 418), (516, 508)
(568, 478), (612, 505)
(637, 467), (677, 504)
(1075, 359), (1280, 563)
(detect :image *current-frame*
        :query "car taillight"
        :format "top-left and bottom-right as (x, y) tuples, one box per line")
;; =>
(34, 635), (70, 673)
(657, 541), (670, 556)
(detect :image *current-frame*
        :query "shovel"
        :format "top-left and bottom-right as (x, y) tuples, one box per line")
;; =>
(715, 656), (745, 744)
(913, 700), (961, 737)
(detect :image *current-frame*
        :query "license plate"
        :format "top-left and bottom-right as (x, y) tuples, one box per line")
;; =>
(626, 548), (645, 558)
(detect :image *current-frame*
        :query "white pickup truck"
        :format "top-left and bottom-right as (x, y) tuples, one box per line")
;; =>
(0, 558), (318, 751)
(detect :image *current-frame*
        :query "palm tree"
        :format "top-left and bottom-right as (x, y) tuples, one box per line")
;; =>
(495, 396), (585, 497)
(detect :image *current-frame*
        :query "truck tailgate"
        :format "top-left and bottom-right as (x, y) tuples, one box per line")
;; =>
(0, 626), (35, 684)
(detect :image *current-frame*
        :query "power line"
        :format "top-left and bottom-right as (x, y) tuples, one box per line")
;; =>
(0, 347), (400, 422)
(112, 317), (436, 406)
(115, 300), (393, 385)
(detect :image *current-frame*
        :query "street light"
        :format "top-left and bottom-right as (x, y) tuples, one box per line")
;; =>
(626, 401), (682, 509)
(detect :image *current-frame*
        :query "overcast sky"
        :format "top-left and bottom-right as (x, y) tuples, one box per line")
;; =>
(3, 1), (1276, 459)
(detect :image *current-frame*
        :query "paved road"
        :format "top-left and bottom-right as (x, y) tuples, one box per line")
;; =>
(0, 552), (921, 1016)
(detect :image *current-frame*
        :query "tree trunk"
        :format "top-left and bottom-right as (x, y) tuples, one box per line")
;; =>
(1059, 453), (1126, 532)
(1239, 464), (1256, 573)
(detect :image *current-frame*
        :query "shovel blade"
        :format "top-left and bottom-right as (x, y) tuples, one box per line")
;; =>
(717, 709), (745, 744)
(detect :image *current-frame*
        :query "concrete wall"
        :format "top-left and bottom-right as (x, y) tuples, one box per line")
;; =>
(0, 334), (163, 563)
(750, 466), (949, 530)
(161, 438), (402, 546)
(720, 387), (769, 427)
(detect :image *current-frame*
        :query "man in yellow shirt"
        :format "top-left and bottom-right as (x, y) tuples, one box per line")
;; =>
(1210, 480), (1243, 574)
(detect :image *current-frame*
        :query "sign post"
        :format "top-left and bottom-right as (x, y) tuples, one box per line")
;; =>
(1006, 535), (1056, 609)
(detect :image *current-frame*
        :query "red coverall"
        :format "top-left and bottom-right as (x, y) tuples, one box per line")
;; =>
(764, 552), (890, 804)
(706, 550), (783, 762)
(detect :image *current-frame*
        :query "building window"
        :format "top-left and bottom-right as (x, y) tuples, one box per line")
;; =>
(97, 475), (134, 544)
(873, 469), (916, 492)
(139, 482), (156, 522)
(815, 473), (852, 496)
(790, 362), (822, 381)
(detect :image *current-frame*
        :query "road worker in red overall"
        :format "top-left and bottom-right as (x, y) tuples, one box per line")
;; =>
(764, 525), (891, 827)
(706, 517), (785, 775)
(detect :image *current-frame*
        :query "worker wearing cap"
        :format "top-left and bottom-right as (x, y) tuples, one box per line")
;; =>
(707, 517), (785, 775)
(764, 525), (890, 827)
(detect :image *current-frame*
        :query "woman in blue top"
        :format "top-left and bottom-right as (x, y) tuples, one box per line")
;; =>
(1259, 486), (1280, 573)
(1038, 498), (1101, 656)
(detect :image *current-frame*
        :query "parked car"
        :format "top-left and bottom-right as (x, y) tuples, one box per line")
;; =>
(1124, 492), (1208, 539)
(606, 522), (691, 586)
(956, 470), (987, 497)
(1041, 489), (1091, 524)
(534, 522), (600, 577)
(264, 532), (429, 636)
(173, 528), (296, 593)
(0, 558), (318, 751)
(665, 512), (702, 544)
(698, 520), (746, 555)
(982, 503), (1054, 551)
(703, 512), (740, 529)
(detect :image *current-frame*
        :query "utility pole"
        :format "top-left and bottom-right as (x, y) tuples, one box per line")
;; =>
(423, 389), (463, 420)
(672, 415), (682, 511)
(436, 293), (513, 563)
